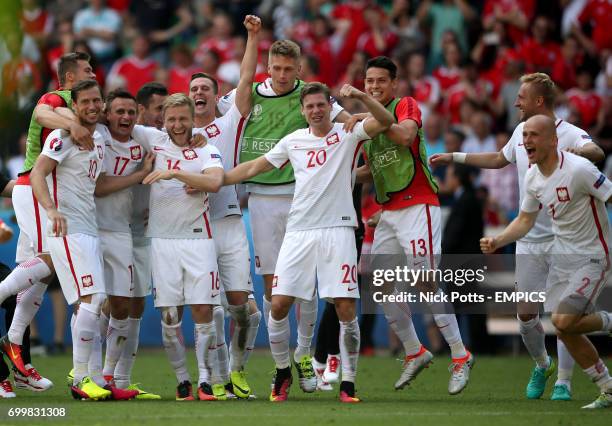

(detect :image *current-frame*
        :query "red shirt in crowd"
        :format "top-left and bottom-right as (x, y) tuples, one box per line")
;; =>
(45, 46), (106, 90)
(356, 30), (399, 59)
(195, 38), (236, 64)
(411, 76), (440, 107)
(519, 38), (562, 74)
(108, 56), (158, 96)
(432, 66), (461, 91)
(20, 8), (52, 38)
(566, 88), (602, 128)
(331, 2), (371, 74)
(578, 0), (612, 52)
(483, 0), (535, 45)
(167, 65), (201, 95)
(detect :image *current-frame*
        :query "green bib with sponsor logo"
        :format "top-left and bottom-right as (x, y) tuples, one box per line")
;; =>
(363, 98), (438, 204)
(239, 81), (307, 185)
(24, 90), (73, 172)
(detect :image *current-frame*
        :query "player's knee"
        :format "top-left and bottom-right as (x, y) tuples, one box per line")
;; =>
(79, 293), (105, 314)
(551, 313), (575, 333)
(38, 254), (55, 274)
(228, 302), (249, 327)
(334, 298), (356, 322)
(191, 304), (213, 323)
(161, 306), (180, 326)
(517, 313), (538, 323)
(110, 296), (130, 319)
(129, 297), (146, 318)
(270, 300), (291, 320)
(248, 299), (259, 314)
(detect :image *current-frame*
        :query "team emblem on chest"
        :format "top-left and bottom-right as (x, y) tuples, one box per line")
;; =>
(326, 133), (340, 146)
(130, 145), (142, 160)
(205, 124), (220, 138)
(556, 187), (570, 202)
(182, 148), (198, 160)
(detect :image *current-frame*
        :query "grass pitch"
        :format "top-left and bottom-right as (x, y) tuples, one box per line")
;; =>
(0, 351), (609, 426)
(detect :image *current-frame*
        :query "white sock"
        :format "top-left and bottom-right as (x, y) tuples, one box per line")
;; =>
(73, 303), (99, 384)
(161, 321), (190, 383)
(583, 359), (612, 392)
(555, 338), (574, 388)
(294, 297), (317, 362)
(242, 311), (261, 366)
(195, 321), (218, 385)
(228, 303), (250, 372)
(426, 290), (466, 358)
(339, 318), (360, 383)
(263, 297), (272, 330)
(268, 314), (291, 369)
(381, 298), (422, 356)
(213, 306), (229, 383)
(115, 317), (141, 388)
(519, 316), (549, 368)
(0, 258), (51, 302)
(89, 330), (104, 387)
(598, 311), (612, 331)
(102, 316), (129, 378)
(8, 283), (46, 345)
(99, 310), (109, 342)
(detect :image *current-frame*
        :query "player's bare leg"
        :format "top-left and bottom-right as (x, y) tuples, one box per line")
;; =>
(191, 304), (223, 401)
(334, 297), (361, 403)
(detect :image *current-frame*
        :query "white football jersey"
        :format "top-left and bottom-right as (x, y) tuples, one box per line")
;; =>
(145, 132), (224, 238)
(522, 151), (612, 255)
(502, 119), (593, 243)
(95, 137), (146, 232)
(193, 104), (245, 220)
(264, 121), (369, 232)
(41, 125), (109, 236)
(218, 78), (344, 197)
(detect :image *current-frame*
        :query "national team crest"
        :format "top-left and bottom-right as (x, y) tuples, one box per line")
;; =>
(556, 187), (570, 202)
(182, 148), (198, 160)
(97, 146), (103, 159)
(205, 124), (220, 138)
(326, 133), (340, 145)
(49, 138), (62, 151)
(81, 275), (93, 288)
(130, 145), (142, 160)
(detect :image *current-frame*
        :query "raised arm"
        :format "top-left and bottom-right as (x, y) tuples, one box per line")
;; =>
(236, 15), (261, 118)
(224, 156), (276, 185)
(480, 210), (537, 253)
(566, 142), (605, 164)
(430, 150), (510, 169)
(30, 155), (67, 236)
(339, 84), (393, 137)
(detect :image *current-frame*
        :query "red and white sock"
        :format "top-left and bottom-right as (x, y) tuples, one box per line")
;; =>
(194, 321), (217, 385)
(8, 283), (46, 345)
(0, 258), (50, 302)
(339, 318), (360, 383)
(102, 316), (129, 379)
(268, 315), (290, 369)
(114, 317), (141, 388)
(161, 321), (189, 383)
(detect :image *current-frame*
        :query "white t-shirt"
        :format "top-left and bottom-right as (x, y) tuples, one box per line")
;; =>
(218, 78), (344, 196)
(95, 137), (147, 233)
(502, 119), (593, 243)
(522, 151), (612, 255)
(41, 125), (109, 236)
(144, 129), (224, 239)
(193, 104), (245, 220)
(264, 121), (369, 232)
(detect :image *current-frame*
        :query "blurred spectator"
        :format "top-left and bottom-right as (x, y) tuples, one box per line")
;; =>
(127, 0), (194, 66)
(566, 67), (603, 130)
(20, 0), (53, 48)
(406, 52), (440, 121)
(572, 0), (612, 55)
(423, 112), (446, 156)
(444, 62), (493, 125)
(217, 36), (246, 86)
(46, 19), (75, 89)
(494, 58), (524, 132)
(594, 54), (611, 99)
(551, 35), (584, 90)
(1, 31), (42, 102)
(519, 16), (562, 75)
(482, 0), (535, 46)
(479, 131), (519, 223)
(6, 133), (26, 179)
(561, 0), (588, 37)
(331, 0), (373, 75)
(433, 126), (466, 206)
(336, 50), (369, 95)
(299, 55), (322, 83)
(462, 110), (496, 153)
(356, 5), (399, 59)
(417, 0), (475, 69)
(107, 34), (158, 96)
(166, 44), (200, 95)
(195, 11), (236, 64)
(389, 0), (424, 55)
(73, 0), (122, 70)
(73, 40), (106, 90)
(433, 41), (462, 91)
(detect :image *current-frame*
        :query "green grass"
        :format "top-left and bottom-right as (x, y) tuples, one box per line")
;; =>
(0, 351), (609, 426)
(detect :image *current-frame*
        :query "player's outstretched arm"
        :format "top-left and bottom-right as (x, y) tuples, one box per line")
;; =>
(34, 104), (94, 151)
(224, 156), (275, 185)
(30, 155), (67, 236)
(429, 151), (510, 169)
(480, 210), (537, 254)
(143, 167), (225, 193)
(565, 143), (605, 164)
(235, 15), (261, 118)
(339, 84), (393, 137)
(95, 153), (155, 197)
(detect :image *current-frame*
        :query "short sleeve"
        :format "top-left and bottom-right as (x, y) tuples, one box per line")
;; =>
(37, 92), (68, 108)
(201, 145), (224, 171)
(395, 97), (422, 128)
(131, 125), (165, 151)
(577, 159), (612, 202)
(264, 137), (289, 168)
(502, 126), (521, 164)
(348, 120), (370, 143)
(330, 97), (344, 121)
(217, 89), (237, 115)
(567, 125), (593, 149)
(218, 103), (244, 129)
(521, 189), (541, 213)
(41, 132), (73, 164)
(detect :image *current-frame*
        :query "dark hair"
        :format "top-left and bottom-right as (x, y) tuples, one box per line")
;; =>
(136, 82), (168, 107)
(447, 126), (466, 143)
(366, 56), (397, 79)
(190, 72), (219, 94)
(453, 164), (478, 189)
(105, 89), (137, 112)
(299, 82), (330, 105)
(71, 79), (100, 102)
(58, 52), (90, 86)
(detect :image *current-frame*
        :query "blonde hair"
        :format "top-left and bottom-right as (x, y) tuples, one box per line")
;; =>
(520, 73), (557, 109)
(162, 93), (194, 117)
(269, 39), (301, 62)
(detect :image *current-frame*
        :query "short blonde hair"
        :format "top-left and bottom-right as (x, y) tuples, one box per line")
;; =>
(162, 93), (194, 117)
(269, 39), (301, 62)
(520, 73), (557, 109)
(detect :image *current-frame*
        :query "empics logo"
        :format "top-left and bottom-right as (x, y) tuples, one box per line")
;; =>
(182, 148), (198, 160)
(130, 145), (142, 160)
(49, 138), (62, 151)
(81, 275), (94, 288)
(205, 124), (220, 138)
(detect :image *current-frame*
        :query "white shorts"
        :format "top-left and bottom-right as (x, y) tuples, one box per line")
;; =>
(371, 204), (441, 269)
(12, 183), (48, 263)
(515, 239), (553, 294)
(248, 194), (292, 275)
(273, 227), (359, 302)
(151, 238), (219, 307)
(99, 230), (134, 298)
(211, 216), (252, 293)
(132, 236), (152, 297)
(47, 233), (105, 305)
(546, 255), (610, 314)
